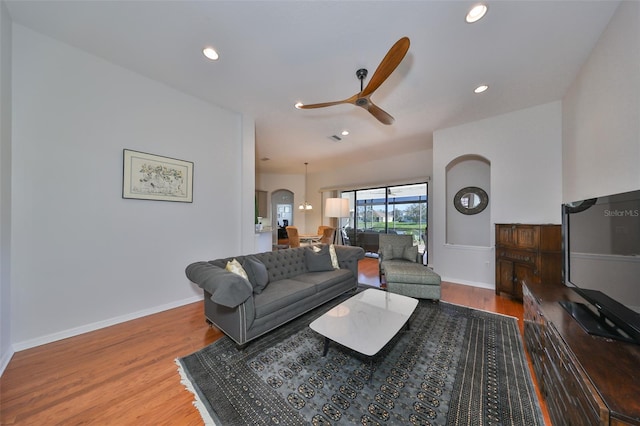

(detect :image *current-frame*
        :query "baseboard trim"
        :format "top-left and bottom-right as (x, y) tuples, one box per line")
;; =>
(0, 346), (15, 377)
(11, 295), (203, 352)
(441, 277), (494, 290)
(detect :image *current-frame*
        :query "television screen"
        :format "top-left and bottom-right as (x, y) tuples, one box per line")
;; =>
(564, 189), (640, 313)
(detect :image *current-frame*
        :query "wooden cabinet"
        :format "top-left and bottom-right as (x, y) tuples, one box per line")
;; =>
(523, 282), (640, 425)
(256, 190), (268, 218)
(495, 223), (561, 300)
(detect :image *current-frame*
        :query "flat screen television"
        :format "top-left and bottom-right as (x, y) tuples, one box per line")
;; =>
(561, 189), (640, 345)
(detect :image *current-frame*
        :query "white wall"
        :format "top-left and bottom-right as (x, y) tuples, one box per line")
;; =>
(9, 24), (253, 350)
(0, 0), (13, 373)
(562, 0), (640, 202)
(560, 1), (639, 312)
(258, 172), (307, 234)
(433, 102), (563, 288)
(240, 117), (257, 253)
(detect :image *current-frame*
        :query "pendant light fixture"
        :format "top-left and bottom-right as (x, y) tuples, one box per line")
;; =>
(298, 162), (313, 211)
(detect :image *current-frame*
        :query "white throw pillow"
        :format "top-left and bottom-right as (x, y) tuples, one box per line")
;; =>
(329, 244), (340, 269)
(225, 258), (248, 279)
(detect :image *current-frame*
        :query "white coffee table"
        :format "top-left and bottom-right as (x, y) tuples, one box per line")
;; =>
(309, 288), (419, 357)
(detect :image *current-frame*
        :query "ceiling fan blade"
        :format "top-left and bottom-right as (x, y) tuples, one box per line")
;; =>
(298, 94), (358, 109)
(361, 37), (410, 97)
(363, 101), (395, 125)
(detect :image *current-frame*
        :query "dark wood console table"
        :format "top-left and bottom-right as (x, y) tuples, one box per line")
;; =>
(523, 281), (640, 425)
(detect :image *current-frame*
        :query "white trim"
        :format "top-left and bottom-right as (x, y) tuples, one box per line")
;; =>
(12, 295), (202, 351)
(443, 243), (494, 251)
(320, 176), (430, 192)
(0, 346), (15, 377)
(441, 277), (494, 291)
(442, 301), (519, 320)
(571, 252), (640, 264)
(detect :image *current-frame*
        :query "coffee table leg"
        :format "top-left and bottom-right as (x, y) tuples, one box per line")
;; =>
(322, 337), (330, 356)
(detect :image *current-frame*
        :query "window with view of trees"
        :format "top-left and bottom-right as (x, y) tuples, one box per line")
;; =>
(338, 183), (428, 254)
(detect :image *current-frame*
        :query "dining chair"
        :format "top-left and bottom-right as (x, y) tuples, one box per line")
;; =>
(317, 225), (331, 237)
(319, 227), (335, 244)
(285, 226), (301, 248)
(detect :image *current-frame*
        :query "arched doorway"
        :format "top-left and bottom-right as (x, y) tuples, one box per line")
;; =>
(272, 189), (294, 241)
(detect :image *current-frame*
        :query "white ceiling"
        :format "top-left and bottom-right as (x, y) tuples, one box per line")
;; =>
(5, 0), (619, 174)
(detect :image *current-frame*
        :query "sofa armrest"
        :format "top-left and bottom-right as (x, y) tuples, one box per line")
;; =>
(186, 261), (253, 308)
(203, 290), (254, 345)
(334, 245), (365, 262)
(333, 245), (365, 278)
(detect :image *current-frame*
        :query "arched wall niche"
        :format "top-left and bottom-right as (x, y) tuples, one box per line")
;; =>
(445, 154), (491, 246)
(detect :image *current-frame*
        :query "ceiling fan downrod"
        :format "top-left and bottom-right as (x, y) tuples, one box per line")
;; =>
(356, 68), (368, 106)
(356, 68), (368, 91)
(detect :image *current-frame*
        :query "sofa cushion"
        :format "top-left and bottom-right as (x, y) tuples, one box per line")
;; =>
(243, 256), (269, 294)
(304, 245), (334, 272)
(381, 244), (395, 260)
(402, 245), (418, 262)
(384, 262), (441, 285)
(253, 279), (317, 319)
(254, 248), (307, 282)
(293, 269), (353, 292)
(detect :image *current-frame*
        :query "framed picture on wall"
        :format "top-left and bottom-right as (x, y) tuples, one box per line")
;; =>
(122, 149), (193, 202)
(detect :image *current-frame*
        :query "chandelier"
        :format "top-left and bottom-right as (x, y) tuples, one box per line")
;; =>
(298, 162), (312, 211)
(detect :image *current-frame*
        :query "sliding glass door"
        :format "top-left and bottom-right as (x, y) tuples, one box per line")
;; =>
(339, 183), (428, 254)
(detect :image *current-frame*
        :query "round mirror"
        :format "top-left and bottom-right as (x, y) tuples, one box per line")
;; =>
(461, 192), (481, 209)
(454, 186), (489, 215)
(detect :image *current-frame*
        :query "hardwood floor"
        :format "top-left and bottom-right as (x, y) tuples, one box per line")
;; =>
(0, 258), (550, 425)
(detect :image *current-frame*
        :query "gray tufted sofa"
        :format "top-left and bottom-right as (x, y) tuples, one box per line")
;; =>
(186, 244), (365, 345)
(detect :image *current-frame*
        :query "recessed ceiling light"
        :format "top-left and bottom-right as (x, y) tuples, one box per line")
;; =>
(202, 47), (219, 61)
(341, 130), (349, 136)
(294, 102), (304, 109)
(466, 4), (488, 23)
(474, 84), (489, 94)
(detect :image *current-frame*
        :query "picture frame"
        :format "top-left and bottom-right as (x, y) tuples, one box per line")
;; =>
(123, 149), (193, 203)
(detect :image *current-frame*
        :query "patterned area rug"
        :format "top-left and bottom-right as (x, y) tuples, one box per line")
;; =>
(176, 294), (543, 425)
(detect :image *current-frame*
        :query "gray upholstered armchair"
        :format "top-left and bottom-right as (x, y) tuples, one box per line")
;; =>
(378, 233), (441, 300)
(378, 234), (420, 279)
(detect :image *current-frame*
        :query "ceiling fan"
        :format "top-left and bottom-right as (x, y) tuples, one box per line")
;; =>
(297, 37), (410, 125)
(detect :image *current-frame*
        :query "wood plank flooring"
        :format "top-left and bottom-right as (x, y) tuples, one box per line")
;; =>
(0, 257), (550, 425)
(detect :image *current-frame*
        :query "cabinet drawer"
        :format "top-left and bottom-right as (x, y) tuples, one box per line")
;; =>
(495, 224), (540, 248)
(522, 286), (545, 393)
(514, 225), (540, 250)
(496, 249), (537, 265)
(544, 324), (608, 425)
